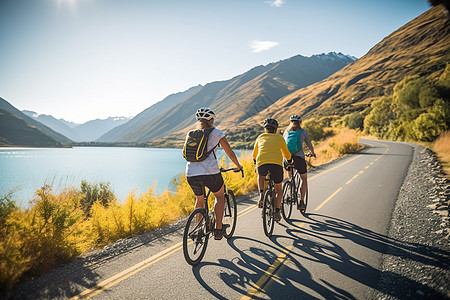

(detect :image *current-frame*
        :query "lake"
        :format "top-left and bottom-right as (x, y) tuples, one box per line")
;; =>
(0, 147), (247, 207)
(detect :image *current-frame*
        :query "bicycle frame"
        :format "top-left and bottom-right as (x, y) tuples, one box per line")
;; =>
(200, 167), (243, 234)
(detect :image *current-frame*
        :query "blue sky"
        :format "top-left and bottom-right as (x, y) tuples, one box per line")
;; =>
(0, 0), (431, 124)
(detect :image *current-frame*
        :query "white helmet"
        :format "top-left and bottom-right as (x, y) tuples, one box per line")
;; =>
(290, 114), (302, 122)
(195, 107), (216, 121)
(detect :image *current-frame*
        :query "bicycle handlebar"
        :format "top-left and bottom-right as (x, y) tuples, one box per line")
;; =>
(220, 167), (244, 178)
(305, 152), (316, 158)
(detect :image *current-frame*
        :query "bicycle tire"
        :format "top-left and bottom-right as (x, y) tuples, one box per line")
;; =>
(223, 189), (237, 239)
(262, 189), (275, 237)
(183, 208), (209, 265)
(281, 179), (293, 220)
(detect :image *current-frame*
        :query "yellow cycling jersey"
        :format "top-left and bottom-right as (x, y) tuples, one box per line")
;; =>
(252, 133), (291, 167)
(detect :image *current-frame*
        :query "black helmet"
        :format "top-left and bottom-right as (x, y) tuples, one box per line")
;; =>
(195, 107), (216, 121)
(290, 114), (302, 122)
(263, 118), (278, 129)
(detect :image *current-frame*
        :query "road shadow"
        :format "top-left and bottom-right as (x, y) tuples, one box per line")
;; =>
(191, 213), (450, 299)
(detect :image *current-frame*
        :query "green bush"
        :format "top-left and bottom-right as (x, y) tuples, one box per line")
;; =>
(364, 72), (449, 142)
(0, 190), (17, 227)
(303, 119), (326, 141)
(80, 181), (116, 214)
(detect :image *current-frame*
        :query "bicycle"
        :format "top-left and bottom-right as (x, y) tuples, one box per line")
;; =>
(281, 152), (315, 219)
(262, 171), (277, 237)
(183, 167), (244, 266)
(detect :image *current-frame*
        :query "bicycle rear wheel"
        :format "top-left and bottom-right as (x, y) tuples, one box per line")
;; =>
(281, 179), (293, 220)
(223, 189), (237, 239)
(262, 190), (275, 237)
(183, 208), (209, 265)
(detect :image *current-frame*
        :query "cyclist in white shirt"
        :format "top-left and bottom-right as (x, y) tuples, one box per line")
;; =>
(185, 107), (242, 240)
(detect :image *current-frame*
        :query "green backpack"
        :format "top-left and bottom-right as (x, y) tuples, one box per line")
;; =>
(183, 128), (217, 162)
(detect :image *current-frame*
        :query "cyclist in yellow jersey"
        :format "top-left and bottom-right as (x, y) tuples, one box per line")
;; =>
(252, 118), (292, 222)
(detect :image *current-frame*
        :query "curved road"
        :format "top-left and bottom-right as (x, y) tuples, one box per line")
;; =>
(68, 139), (414, 299)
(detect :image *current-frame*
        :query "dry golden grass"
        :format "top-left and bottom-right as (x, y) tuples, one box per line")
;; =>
(433, 130), (450, 179)
(310, 128), (364, 166)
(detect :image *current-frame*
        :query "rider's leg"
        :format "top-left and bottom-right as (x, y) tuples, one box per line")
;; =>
(299, 173), (308, 201)
(274, 182), (282, 209)
(194, 195), (205, 210)
(258, 175), (265, 206)
(212, 185), (225, 230)
(194, 195), (205, 223)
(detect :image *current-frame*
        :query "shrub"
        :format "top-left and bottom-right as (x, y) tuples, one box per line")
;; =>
(80, 180), (116, 214)
(303, 119), (326, 141)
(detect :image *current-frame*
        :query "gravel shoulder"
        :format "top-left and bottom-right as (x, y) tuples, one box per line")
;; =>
(374, 143), (450, 299)
(7, 142), (450, 299)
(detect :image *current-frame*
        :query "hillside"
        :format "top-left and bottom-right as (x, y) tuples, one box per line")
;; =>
(0, 109), (62, 147)
(103, 52), (355, 143)
(239, 6), (450, 129)
(0, 97), (73, 144)
(22, 110), (82, 141)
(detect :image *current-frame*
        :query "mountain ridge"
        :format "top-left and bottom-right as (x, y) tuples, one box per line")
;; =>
(100, 52), (355, 143)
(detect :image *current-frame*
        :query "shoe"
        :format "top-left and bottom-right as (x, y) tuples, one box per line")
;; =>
(274, 211), (281, 222)
(214, 227), (225, 240)
(258, 200), (263, 208)
(299, 200), (306, 211)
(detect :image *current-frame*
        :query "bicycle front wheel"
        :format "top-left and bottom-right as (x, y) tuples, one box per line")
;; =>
(223, 189), (237, 239)
(183, 208), (209, 266)
(281, 179), (293, 221)
(262, 190), (275, 237)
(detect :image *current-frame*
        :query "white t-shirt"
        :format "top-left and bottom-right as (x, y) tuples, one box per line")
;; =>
(185, 128), (225, 177)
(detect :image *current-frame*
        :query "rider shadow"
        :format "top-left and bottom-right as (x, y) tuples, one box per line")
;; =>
(191, 214), (449, 299)
(277, 213), (450, 298)
(190, 235), (365, 299)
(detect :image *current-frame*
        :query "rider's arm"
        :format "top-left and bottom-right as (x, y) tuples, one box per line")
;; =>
(303, 130), (316, 157)
(219, 137), (242, 170)
(280, 137), (292, 162)
(252, 138), (259, 164)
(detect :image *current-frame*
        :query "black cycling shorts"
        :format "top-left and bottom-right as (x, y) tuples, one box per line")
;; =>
(293, 156), (307, 174)
(257, 164), (283, 184)
(187, 173), (224, 196)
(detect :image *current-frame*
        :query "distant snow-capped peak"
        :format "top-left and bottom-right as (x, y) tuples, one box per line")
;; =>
(312, 52), (357, 61)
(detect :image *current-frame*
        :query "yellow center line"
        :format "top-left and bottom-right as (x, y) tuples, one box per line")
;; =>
(241, 245), (294, 300)
(345, 170), (364, 185)
(314, 187), (343, 211)
(70, 242), (184, 299)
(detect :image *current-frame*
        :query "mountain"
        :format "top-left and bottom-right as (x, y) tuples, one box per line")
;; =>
(22, 111), (132, 142)
(100, 52), (355, 143)
(22, 110), (82, 141)
(0, 97), (72, 144)
(239, 6), (450, 128)
(97, 85), (202, 142)
(73, 117), (132, 142)
(0, 109), (62, 147)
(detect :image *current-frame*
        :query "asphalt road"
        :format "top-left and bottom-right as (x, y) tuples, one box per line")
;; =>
(69, 139), (413, 300)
